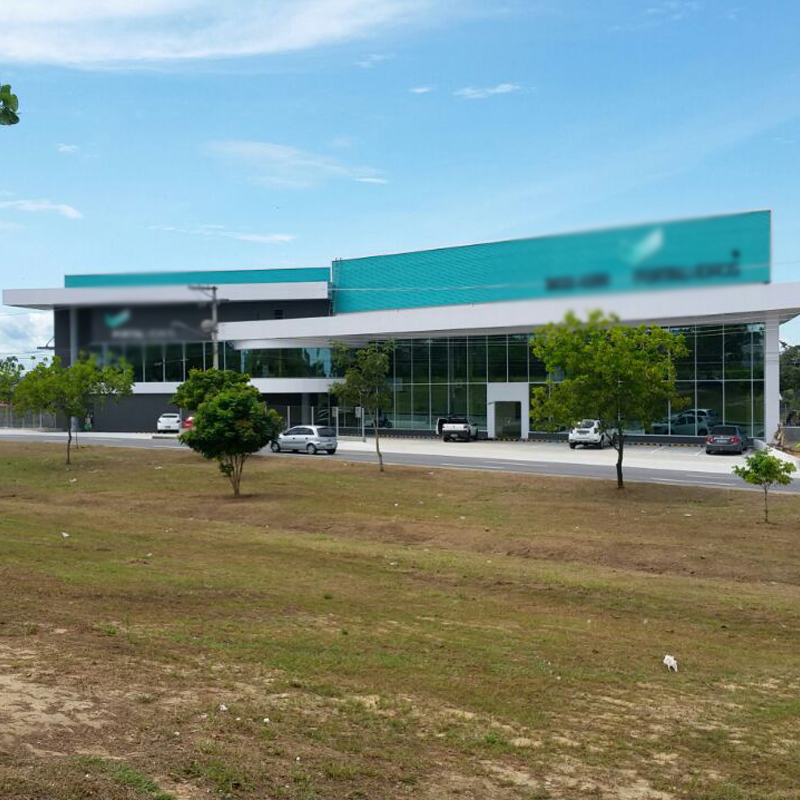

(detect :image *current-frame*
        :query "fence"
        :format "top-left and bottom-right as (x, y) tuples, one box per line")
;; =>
(0, 404), (59, 430)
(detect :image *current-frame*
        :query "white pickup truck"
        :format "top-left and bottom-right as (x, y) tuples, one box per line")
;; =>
(439, 416), (479, 442)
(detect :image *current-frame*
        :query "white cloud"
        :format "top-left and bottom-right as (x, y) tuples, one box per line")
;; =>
(206, 140), (387, 188)
(0, 311), (53, 360)
(409, 86), (433, 94)
(0, 199), (83, 219)
(57, 143), (80, 154)
(1, 0), (434, 66)
(454, 82), (521, 100)
(355, 52), (393, 69)
(355, 177), (388, 184)
(0, 221), (24, 231)
(150, 224), (294, 244)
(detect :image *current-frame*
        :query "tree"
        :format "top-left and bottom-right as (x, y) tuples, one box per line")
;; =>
(732, 449), (795, 524)
(780, 343), (800, 420)
(13, 356), (133, 464)
(0, 356), (24, 402)
(0, 83), (19, 125)
(330, 341), (393, 472)
(171, 368), (250, 412)
(180, 386), (282, 497)
(530, 311), (688, 489)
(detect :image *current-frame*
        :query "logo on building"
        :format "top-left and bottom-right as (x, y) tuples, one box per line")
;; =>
(104, 309), (132, 329)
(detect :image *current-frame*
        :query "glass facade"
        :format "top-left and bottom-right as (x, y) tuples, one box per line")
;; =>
(86, 321), (766, 437)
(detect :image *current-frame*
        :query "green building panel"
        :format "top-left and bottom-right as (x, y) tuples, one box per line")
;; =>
(332, 210), (771, 313)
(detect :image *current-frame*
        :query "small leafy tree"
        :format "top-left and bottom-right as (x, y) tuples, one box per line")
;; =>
(0, 83), (19, 125)
(330, 341), (394, 472)
(0, 356), (24, 402)
(531, 311), (688, 489)
(732, 449), (795, 523)
(171, 368), (250, 412)
(13, 356), (133, 464)
(180, 386), (282, 497)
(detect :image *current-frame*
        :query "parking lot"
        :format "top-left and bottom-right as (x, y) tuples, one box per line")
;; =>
(335, 436), (758, 475)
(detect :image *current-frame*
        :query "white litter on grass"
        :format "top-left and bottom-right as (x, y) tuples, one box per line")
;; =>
(219, 704), (228, 712)
(684, 513), (692, 517)
(155, 466), (163, 470)
(69, 478), (77, 483)
(263, 717), (270, 723)
(663, 654), (679, 672)
(61, 532), (70, 538)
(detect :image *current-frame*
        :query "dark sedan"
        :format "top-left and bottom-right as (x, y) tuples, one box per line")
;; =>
(705, 425), (748, 455)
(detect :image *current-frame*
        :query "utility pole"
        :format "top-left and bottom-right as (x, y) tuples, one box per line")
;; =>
(189, 285), (219, 369)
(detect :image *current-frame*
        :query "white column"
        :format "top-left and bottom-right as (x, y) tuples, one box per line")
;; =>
(764, 313), (781, 444)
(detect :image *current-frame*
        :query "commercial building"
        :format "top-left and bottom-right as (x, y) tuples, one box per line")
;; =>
(4, 209), (798, 440)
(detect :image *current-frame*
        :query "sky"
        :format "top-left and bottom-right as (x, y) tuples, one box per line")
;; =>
(2, 0), (800, 361)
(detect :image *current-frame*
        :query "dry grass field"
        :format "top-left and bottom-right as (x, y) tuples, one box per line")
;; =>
(1, 441), (799, 799)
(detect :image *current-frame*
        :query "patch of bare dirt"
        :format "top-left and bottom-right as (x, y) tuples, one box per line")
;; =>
(0, 643), (109, 754)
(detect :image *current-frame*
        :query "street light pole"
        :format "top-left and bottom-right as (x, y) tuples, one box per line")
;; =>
(189, 284), (219, 370)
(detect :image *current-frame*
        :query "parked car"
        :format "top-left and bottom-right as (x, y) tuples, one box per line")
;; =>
(568, 419), (612, 449)
(156, 412), (182, 433)
(181, 415), (194, 431)
(440, 417), (479, 441)
(705, 425), (748, 455)
(270, 425), (337, 455)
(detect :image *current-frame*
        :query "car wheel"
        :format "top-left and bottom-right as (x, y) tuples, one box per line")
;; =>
(306, 443), (318, 455)
(569, 443), (576, 449)
(327, 449), (336, 455)
(270, 441), (281, 453)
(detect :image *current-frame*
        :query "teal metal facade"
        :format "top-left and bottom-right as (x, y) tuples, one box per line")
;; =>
(331, 211), (771, 314)
(65, 267), (330, 288)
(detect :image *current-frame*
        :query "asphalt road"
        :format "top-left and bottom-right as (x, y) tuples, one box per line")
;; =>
(2, 431), (796, 493)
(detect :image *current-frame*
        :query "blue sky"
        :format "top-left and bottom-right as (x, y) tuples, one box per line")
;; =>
(2, 0), (800, 357)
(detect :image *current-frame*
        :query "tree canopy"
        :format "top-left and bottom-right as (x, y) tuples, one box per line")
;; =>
(330, 341), (393, 472)
(180, 385), (282, 497)
(780, 344), (800, 418)
(13, 356), (133, 463)
(171, 368), (250, 412)
(0, 356), (24, 402)
(0, 83), (19, 125)
(530, 311), (688, 488)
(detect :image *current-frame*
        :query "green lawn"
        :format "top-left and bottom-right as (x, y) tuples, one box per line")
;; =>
(1, 441), (799, 799)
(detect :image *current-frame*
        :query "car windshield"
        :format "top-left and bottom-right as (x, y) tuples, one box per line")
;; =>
(711, 426), (739, 435)
(317, 427), (336, 437)
(446, 418), (469, 424)
(160, 414), (179, 419)
(578, 420), (596, 428)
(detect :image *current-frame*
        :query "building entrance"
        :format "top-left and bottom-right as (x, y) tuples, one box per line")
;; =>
(494, 401), (522, 439)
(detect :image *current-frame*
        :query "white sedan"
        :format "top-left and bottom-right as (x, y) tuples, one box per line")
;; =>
(156, 413), (182, 433)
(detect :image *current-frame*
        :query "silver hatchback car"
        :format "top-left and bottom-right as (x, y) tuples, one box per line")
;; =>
(270, 425), (337, 455)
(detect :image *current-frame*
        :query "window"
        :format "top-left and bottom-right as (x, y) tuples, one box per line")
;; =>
(185, 342), (204, 374)
(145, 344), (165, 382)
(508, 335), (528, 382)
(488, 336), (507, 382)
(468, 336), (487, 383)
(274, 309), (284, 319)
(165, 343), (184, 382)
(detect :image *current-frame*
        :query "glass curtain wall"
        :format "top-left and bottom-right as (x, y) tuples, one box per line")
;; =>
(85, 322), (767, 437)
